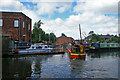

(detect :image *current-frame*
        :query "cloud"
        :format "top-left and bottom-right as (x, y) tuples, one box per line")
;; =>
(30, 0), (74, 3)
(71, 0), (119, 37)
(40, 11), (118, 39)
(0, 0), (118, 39)
(0, 0), (40, 30)
(36, 2), (57, 15)
(36, 2), (72, 15)
(74, 0), (119, 14)
(0, 0), (24, 10)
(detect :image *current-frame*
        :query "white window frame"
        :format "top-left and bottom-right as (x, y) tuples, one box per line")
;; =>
(0, 19), (3, 26)
(23, 21), (25, 28)
(14, 20), (18, 27)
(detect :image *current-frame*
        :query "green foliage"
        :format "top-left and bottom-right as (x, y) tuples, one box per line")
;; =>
(90, 34), (102, 42)
(110, 37), (116, 42)
(50, 33), (56, 42)
(118, 38), (120, 43)
(109, 36), (120, 43)
(32, 40), (36, 44)
(88, 31), (120, 43)
(89, 31), (94, 35)
(45, 33), (49, 41)
(32, 20), (56, 43)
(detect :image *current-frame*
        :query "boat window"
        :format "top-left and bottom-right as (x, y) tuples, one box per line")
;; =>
(37, 46), (42, 49)
(45, 46), (48, 48)
(72, 48), (76, 53)
(32, 46), (34, 49)
(48, 45), (52, 48)
(76, 48), (80, 53)
(72, 47), (80, 53)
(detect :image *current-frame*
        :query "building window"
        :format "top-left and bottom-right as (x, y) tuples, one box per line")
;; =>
(0, 19), (3, 26)
(29, 24), (30, 30)
(14, 20), (18, 27)
(23, 22), (25, 28)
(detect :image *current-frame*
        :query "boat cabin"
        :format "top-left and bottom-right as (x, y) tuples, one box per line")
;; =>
(28, 44), (53, 50)
(71, 45), (84, 53)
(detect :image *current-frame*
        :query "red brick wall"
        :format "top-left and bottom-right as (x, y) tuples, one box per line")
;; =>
(0, 12), (32, 42)
(56, 38), (72, 45)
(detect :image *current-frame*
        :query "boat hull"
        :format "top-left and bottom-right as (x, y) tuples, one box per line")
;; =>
(70, 53), (86, 59)
(18, 49), (52, 54)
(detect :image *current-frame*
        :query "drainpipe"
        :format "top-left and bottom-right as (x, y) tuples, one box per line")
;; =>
(19, 18), (21, 42)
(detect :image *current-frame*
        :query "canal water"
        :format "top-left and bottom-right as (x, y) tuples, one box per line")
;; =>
(2, 51), (120, 79)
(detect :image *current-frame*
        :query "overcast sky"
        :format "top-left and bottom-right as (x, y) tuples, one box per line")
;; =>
(0, 0), (119, 39)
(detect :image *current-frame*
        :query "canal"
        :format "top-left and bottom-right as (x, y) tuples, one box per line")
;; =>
(2, 51), (120, 79)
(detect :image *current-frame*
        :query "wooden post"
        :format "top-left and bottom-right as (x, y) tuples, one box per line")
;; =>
(79, 24), (82, 43)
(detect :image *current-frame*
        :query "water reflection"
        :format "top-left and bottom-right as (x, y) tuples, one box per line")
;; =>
(69, 51), (119, 78)
(2, 57), (32, 78)
(2, 55), (53, 79)
(70, 59), (85, 78)
(40, 54), (71, 78)
(2, 51), (120, 79)
(88, 51), (120, 58)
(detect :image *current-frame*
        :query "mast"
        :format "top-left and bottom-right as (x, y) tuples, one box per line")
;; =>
(79, 24), (82, 43)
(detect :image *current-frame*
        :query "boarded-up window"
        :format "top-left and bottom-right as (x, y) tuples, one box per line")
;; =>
(0, 19), (3, 26)
(29, 24), (30, 30)
(23, 21), (25, 28)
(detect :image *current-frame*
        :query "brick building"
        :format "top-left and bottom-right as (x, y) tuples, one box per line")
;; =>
(0, 11), (32, 42)
(56, 33), (74, 45)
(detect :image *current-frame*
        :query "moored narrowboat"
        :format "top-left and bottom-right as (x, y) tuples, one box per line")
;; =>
(14, 44), (53, 54)
(83, 43), (91, 51)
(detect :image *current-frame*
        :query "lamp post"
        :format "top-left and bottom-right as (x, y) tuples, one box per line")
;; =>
(39, 34), (41, 41)
(49, 33), (50, 43)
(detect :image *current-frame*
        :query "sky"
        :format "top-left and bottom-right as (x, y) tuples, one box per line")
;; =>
(0, 0), (119, 39)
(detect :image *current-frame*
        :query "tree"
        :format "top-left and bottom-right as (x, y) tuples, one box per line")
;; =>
(90, 34), (102, 42)
(114, 35), (118, 37)
(45, 33), (49, 41)
(44, 33), (56, 42)
(32, 20), (45, 42)
(89, 31), (94, 35)
(32, 20), (57, 43)
(109, 35), (119, 43)
(50, 33), (56, 42)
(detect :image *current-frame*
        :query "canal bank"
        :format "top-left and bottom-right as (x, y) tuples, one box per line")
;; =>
(2, 50), (120, 79)
(2, 51), (65, 58)
(88, 48), (120, 53)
